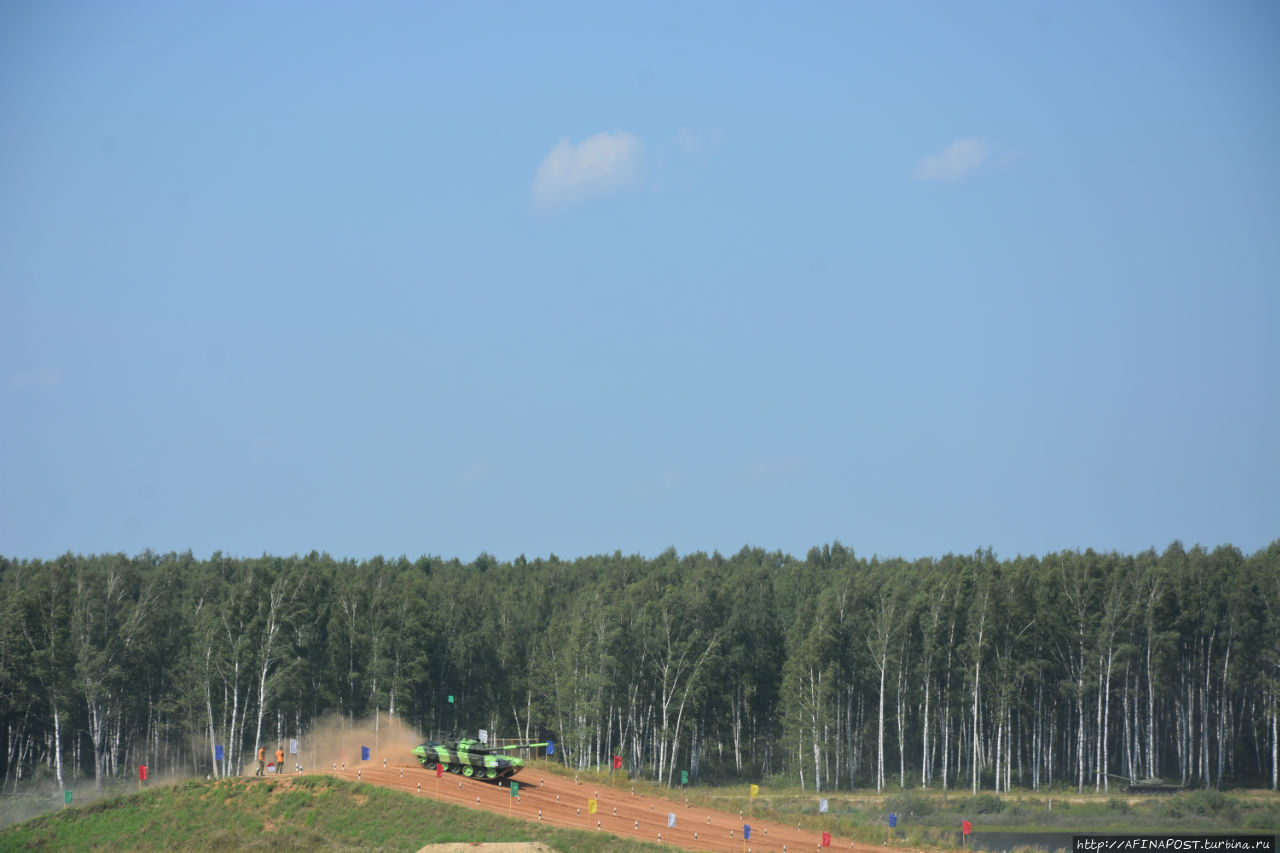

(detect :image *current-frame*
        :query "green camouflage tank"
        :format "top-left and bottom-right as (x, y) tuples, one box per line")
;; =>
(412, 738), (548, 780)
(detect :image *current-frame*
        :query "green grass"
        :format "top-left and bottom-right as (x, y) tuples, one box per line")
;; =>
(689, 784), (1280, 842)
(578, 768), (1279, 844)
(0, 775), (666, 853)
(2, 771), (1276, 853)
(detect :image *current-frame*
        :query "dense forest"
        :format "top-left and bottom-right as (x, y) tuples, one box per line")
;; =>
(2, 541), (1278, 796)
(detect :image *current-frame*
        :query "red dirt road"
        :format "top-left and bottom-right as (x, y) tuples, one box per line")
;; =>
(318, 763), (891, 853)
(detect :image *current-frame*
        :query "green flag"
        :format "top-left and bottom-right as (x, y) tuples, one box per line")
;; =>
(64, 791), (72, 804)
(448, 695), (454, 703)
(510, 781), (519, 798)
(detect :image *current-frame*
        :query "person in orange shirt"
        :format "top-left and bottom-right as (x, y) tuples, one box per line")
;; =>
(256, 746), (265, 776)
(276, 746), (285, 774)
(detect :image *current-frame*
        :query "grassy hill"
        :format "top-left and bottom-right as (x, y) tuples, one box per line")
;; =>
(0, 775), (663, 852)
(3, 771), (1276, 852)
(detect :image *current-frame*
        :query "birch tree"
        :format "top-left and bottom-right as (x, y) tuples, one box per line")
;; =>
(867, 580), (900, 792)
(249, 559), (304, 771)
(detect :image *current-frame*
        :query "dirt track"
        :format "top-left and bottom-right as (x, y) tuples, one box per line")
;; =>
(317, 763), (889, 853)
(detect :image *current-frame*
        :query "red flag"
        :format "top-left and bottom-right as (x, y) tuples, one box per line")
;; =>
(436, 764), (444, 778)
(962, 819), (972, 835)
(613, 755), (622, 770)
(139, 765), (147, 781)
(821, 832), (831, 847)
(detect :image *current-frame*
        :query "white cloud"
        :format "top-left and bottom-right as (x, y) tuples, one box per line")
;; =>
(532, 131), (642, 210)
(911, 137), (991, 182)
(675, 127), (723, 154)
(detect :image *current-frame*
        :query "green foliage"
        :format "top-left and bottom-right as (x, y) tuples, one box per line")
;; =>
(1179, 789), (1229, 815)
(885, 788), (935, 818)
(2, 539), (1279, 798)
(963, 793), (1007, 814)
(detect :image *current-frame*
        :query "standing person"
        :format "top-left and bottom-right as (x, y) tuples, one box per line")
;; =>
(256, 746), (266, 776)
(276, 746), (285, 774)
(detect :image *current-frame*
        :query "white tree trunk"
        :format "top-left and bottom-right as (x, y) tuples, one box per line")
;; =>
(877, 661), (886, 792)
(52, 701), (63, 791)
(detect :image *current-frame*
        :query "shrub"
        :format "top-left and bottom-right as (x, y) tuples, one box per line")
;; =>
(1182, 790), (1228, 816)
(886, 788), (935, 818)
(964, 793), (1006, 814)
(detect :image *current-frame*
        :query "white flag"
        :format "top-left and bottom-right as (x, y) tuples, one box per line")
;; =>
(479, 729), (488, 743)
(289, 739), (299, 754)
(819, 798), (828, 814)
(668, 813), (676, 828)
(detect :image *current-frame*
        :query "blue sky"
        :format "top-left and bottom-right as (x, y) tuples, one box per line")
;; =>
(3, 1), (1277, 563)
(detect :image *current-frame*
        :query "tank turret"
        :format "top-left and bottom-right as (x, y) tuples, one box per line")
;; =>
(1124, 777), (1185, 794)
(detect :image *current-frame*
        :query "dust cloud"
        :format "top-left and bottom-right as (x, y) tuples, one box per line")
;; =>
(296, 712), (425, 773)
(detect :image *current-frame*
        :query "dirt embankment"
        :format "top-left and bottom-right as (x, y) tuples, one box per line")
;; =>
(318, 761), (893, 853)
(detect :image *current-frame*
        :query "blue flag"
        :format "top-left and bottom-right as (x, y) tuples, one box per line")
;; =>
(215, 745), (224, 761)
(744, 825), (751, 840)
(361, 746), (370, 761)
(547, 740), (555, 755)
(889, 813), (897, 828)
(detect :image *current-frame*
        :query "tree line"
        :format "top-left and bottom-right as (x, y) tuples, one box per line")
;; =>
(1, 541), (1277, 794)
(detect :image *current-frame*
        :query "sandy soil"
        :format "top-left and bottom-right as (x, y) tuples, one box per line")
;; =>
(316, 762), (893, 853)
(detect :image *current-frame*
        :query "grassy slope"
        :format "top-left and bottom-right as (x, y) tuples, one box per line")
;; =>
(0, 775), (664, 853)
(593, 768), (1279, 845)
(2, 771), (1276, 852)
(695, 786), (1280, 846)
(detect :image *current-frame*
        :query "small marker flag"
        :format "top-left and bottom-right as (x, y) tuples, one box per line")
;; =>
(479, 729), (488, 743)
(588, 798), (598, 814)
(889, 813), (897, 828)
(436, 764), (444, 778)
(290, 739), (298, 754)
(668, 812), (676, 828)
(821, 832), (831, 847)
(64, 790), (72, 804)
(744, 825), (751, 840)
(681, 770), (688, 786)
(448, 694), (454, 703)
(613, 755), (622, 770)
(547, 740), (555, 755)
(139, 765), (147, 781)
(215, 745), (224, 761)
(749, 783), (759, 798)
(819, 797), (828, 814)
(511, 781), (519, 798)
(962, 819), (972, 836)
(361, 746), (370, 761)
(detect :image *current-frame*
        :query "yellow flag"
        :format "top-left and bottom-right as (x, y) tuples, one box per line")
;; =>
(588, 798), (598, 814)
(750, 784), (759, 798)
